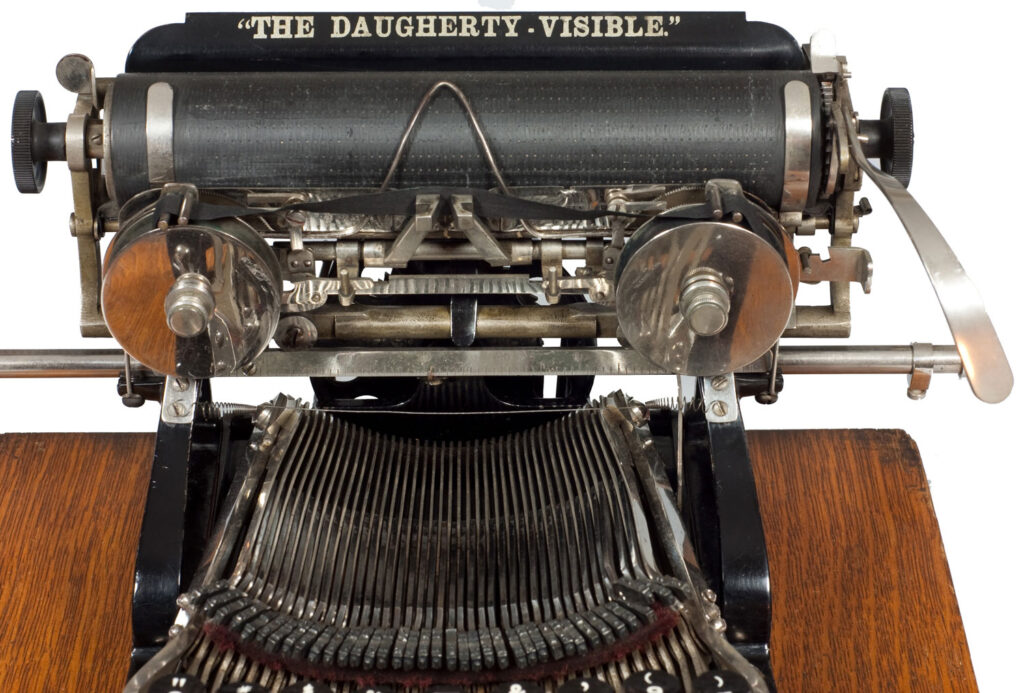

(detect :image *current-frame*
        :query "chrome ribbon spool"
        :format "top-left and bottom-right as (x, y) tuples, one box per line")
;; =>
(102, 191), (281, 378)
(615, 211), (797, 376)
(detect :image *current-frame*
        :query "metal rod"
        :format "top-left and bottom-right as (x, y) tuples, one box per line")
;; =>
(0, 344), (963, 379)
(0, 349), (143, 377)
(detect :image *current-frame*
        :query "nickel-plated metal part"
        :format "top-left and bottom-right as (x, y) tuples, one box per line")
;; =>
(164, 273), (215, 338)
(678, 269), (732, 337)
(323, 304), (617, 341)
(0, 344), (966, 380)
(451, 194), (512, 266)
(282, 274), (613, 311)
(383, 194), (443, 267)
(756, 342), (781, 405)
(798, 246), (873, 293)
(378, 80), (553, 239)
(274, 315), (319, 349)
(781, 80), (813, 212)
(841, 103), (1013, 402)
(56, 53), (99, 110)
(907, 342), (934, 400)
(808, 31), (840, 75)
(160, 375), (198, 425)
(146, 82), (175, 184)
(0, 350), (144, 377)
(103, 192), (282, 378)
(700, 374), (739, 424)
(64, 111), (89, 172)
(616, 219), (794, 376)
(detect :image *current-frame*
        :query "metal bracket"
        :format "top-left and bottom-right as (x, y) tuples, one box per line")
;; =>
(540, 240), (562, 304)
(334, 241), (361, 306)
(160, 376), (199, 425)
(156, 183), (198, 229)
(798, 246), (873, 293)
(781, 80), (813, 212)
(907, 342), (934, 400)
(700, 373), (740, 423)
(808, 31), (840, 75)
(60, 61), (108, 338)
(452, 194), (512, 266)
(383, 194), (443, 267)
(146, 82), (175, 185)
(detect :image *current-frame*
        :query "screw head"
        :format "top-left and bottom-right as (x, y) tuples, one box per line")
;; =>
(709, 400), (728, 417)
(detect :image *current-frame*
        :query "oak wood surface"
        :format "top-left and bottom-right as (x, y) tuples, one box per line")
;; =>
(749, 429), (977, 692)
(0, 434), (154, 693)
(0, 429), (975, 692)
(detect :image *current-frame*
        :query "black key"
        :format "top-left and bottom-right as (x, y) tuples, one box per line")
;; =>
(282, 683), (332, 693)
(557, 679), (615, 693)
(693, 670), (752, 693)
(492, 682), (542, 693)
(150, 673), (206, 693)
(624, 670), (683, 693)
(217, 683), (271, 693)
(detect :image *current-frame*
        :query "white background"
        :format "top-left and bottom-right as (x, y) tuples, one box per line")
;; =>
(1, 1), (1021, 689)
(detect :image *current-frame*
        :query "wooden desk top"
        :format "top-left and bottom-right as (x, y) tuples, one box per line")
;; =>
(0, 429), (976, 692)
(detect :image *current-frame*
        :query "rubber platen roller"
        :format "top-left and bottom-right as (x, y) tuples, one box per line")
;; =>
(106, 71), (823, 204)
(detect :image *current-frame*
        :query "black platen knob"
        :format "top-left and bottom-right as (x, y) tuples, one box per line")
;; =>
(150, 673), (207, 692)
(11, 90), (47, 193)
(879, 87), (914, 187)
(859, 88), (914, 188)
(693, 670), (752, 693)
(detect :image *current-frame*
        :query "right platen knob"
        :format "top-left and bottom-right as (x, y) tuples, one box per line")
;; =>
(859, 87), (914, 187)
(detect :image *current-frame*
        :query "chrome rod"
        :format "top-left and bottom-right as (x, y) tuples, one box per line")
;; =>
(0, 344), (964, 379)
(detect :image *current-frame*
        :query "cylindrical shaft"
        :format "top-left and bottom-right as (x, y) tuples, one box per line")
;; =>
(0, 344), (963, 378)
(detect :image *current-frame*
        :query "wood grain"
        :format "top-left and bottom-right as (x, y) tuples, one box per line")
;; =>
(748, 429), (977, 692)
(0, 434), (153, 693)
(0, 430), (975, 692)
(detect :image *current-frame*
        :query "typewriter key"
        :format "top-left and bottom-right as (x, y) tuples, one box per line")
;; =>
(217, 683), (270, 693)
(557, 678), (614, 693)
(282, 683), (331, 693)
(693, 670), (751, 692)
(492, 682), (542, 693)
(150, 673), (206, 692)
(624, 670), (683, 693)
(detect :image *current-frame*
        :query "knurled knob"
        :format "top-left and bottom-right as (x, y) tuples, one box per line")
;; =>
(880, 87), (914, 188)
(10, 90), (47, 193)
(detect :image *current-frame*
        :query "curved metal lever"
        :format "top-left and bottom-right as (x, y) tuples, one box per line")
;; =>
(842, 108), (1013, 403)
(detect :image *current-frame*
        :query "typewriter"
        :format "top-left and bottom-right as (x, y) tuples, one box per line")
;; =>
(2, 11), (1013, 693)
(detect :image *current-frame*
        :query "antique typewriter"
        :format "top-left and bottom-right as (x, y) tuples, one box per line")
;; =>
(2, 11), (1013, 693)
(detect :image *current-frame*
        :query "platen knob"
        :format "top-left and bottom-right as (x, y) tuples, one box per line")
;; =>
(10, 91), (48, 193)
(879, 87), (914, 187)
(859, 87), (914, 188)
